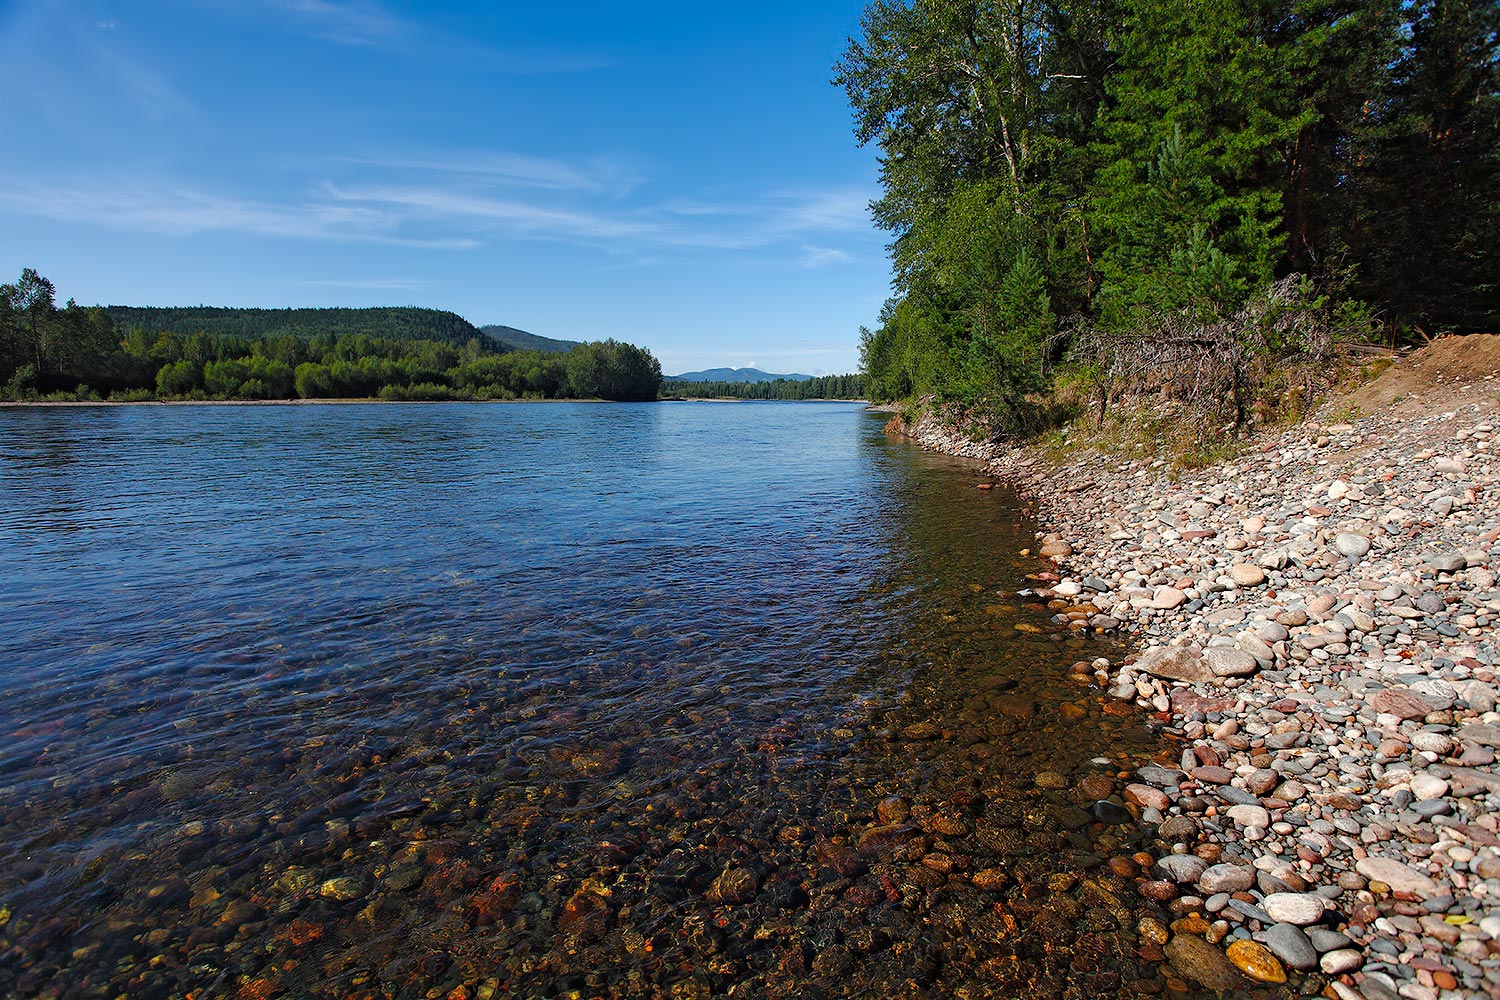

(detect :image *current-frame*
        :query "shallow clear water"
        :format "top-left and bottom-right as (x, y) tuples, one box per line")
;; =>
(0, 402), (1183, 999)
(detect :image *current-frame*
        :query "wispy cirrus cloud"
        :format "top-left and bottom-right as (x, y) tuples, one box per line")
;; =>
(299, 277), (431, 291)
(0, 146), (875, 266)
(261, 0), (402, 47)
(0, 178), (477, 249)
(797, 247), (853, 269)
(326, 152), (642, 195)
(323, 180), (876, 258)
(253, 0), (611, 71)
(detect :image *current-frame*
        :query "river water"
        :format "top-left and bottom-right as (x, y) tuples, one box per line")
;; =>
(0, 401), (1182, 999)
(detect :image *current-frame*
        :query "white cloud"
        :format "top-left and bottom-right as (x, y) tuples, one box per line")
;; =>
(300, 277), (431, 291)
(797, 246), (852, 269)
(328, 152), (642, 195)
(0, 179), (478, 249)
(0, 150), (878, 263)
(253, 0), (611, 71)
(262, 0), (401, 47)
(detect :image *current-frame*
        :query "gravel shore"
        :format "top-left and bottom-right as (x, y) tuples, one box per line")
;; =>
(899, 352), (1500, 997)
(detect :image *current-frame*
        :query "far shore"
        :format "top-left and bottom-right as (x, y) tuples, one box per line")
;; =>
(2, 396), (868, 407)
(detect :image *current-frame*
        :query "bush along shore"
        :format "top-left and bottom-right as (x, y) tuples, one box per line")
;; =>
(894, 347), (1500, 997)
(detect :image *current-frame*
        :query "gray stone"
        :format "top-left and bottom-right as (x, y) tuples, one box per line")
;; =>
(1409, 678), (1456, 709)
(1425, 553), (1467, 573)
(1217, 785), (1259, 806)
(1137, 765), (1186, 787)
(1204, 647), (1260, 677)
(1306, 928), (1353, 953)
(1417, 592), (1447, 614)
(1263, 922), (1318, 970)
(1157, 854), (1209, 883)
(1197, 863), (1255, 894)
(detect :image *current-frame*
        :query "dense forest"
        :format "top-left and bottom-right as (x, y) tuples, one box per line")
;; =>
(103, 306), (491, 350)
(840, 0), (1499, 428)
(478, 324), (582, 353)
(660, 373), (866, 400)
(0, 270), (662, 402)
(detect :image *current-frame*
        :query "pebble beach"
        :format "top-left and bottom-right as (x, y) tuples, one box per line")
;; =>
(902, 338), (1500, 997)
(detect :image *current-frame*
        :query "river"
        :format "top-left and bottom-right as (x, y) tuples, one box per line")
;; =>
(0, 401), (1180, 999)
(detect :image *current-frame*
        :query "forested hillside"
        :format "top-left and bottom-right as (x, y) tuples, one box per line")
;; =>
(103, 306), (491, 350)
(1, 270), (661, 402)
(840, 0), (1498, 428)
(479, 324), (581, 353)
(659, 373), (865, 400)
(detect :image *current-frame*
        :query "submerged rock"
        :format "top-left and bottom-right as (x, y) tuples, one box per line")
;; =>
(1165, 933), (1249, 991)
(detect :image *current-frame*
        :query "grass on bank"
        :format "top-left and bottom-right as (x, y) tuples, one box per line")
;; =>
(879, 276), (1399, 471)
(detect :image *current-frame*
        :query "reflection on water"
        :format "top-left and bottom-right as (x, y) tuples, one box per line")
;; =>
(0, 402), (1192, 999)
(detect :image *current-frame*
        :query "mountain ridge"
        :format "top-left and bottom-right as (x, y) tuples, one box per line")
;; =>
(667, 367), (814, 383)
(478, 324), (581, 354)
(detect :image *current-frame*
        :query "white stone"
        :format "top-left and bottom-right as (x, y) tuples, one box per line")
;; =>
(1229, 563), (1266, 587)
(1410, 773), (1450, 801)
(1226, 804), (1271, 829)
(1355, 856), (1440, 897)
(1319, 949), (1363, 975)
(1261, 892), (1326, 925)
(1333, 532), (1372, 558)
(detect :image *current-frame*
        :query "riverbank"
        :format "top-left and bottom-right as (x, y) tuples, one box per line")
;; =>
(897, 336), (1500, 997)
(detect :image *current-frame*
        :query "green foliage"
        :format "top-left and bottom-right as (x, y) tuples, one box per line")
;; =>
(1, 269), (664, 403)
(843, 0), (1497, 430)
(477, 324), (581, 354)
(659, 373), (866, 400)
(102, 306), (494, 350)
(1341, 0), (1500, 332)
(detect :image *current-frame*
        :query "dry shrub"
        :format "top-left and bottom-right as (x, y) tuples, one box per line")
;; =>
(1066, 276), (1367, 455)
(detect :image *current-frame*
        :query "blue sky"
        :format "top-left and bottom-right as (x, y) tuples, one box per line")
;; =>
(0, 1), (891, 375)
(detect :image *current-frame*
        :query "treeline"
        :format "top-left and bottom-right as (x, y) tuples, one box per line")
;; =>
(660, 374), (866, 400)
(839, 0), (1498, 427)
(1, 270), (661, 402)
(103, 305), (490, 350)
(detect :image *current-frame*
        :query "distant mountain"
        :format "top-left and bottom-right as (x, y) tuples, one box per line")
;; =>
(103, 306), (494, 350)
(667, 367), (814, 383)
(479, 324), (581, 354)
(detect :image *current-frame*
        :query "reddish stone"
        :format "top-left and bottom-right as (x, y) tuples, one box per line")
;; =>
(1451, 824), (1500, 846)
(1370, 687), (1433, 720)
(1172, 689), (1234, 715)
(1139, 880), (1177, 901)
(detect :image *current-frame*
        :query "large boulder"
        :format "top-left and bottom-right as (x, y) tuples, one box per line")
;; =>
(1136, 647), (1214, 683)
